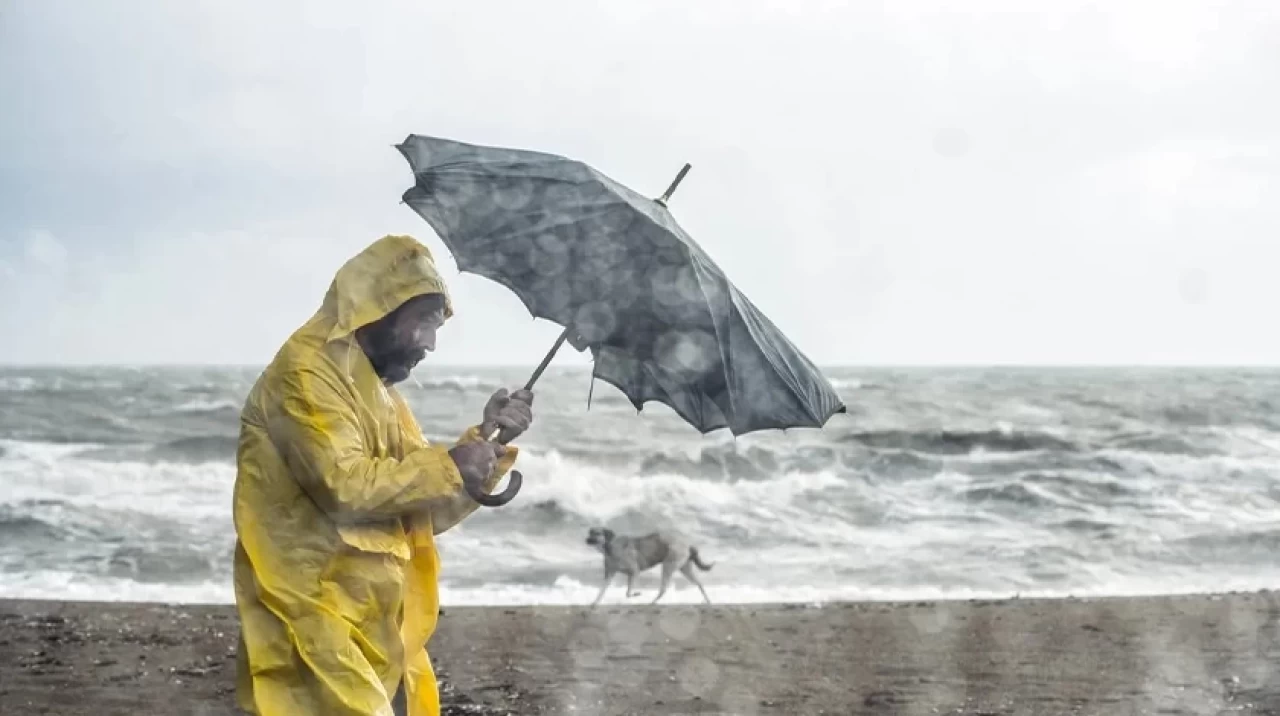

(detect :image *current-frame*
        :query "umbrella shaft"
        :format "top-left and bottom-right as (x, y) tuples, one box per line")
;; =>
(524, 326), (571, 391)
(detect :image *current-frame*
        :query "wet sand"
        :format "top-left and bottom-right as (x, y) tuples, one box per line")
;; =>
(3, 593), (1280, 715)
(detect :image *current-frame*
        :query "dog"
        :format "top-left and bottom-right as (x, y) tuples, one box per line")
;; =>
(585, 527), (714, 606)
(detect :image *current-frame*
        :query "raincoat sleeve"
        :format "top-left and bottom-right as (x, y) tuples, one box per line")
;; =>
(393, 399), (517, 535)
(267, 367), (469, 523)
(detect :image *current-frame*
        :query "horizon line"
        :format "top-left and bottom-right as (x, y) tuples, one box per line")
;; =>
(2, 362), (1279, 371)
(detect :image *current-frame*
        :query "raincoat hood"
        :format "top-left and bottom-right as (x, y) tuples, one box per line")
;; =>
(321, 234), (454, 343)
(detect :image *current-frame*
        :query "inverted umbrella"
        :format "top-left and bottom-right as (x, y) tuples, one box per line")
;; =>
(396, 134), (846, 506)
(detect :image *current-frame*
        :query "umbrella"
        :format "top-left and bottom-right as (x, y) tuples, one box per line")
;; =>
(395, 134), (846, 506)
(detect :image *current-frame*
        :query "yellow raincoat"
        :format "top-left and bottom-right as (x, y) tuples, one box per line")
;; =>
(232, 234), (517, 716)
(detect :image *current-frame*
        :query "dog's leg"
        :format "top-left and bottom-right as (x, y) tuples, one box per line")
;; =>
(591, 569), (616, 608)
(680, 563), (712, 605)
(626, 573), (640, 598)
(651, 560), (677, 604)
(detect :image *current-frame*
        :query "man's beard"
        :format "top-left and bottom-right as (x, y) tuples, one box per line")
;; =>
(360, 325), (426, 385)
(367, 347), (426, 385)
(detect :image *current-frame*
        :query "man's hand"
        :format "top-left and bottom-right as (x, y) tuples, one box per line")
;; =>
(448, 441), (506, 490)
(481, 388), (534, 444)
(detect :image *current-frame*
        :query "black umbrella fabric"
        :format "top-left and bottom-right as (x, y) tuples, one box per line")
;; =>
(396, 134), (845, 501)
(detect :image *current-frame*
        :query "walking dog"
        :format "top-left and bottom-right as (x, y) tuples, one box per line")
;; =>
(585, 527), (714, 606)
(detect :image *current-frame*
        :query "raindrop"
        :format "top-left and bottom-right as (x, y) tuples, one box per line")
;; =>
(535, 275), (574, 318)
(677, 656), (721, 699)
(432, 171), (487, 215)
(601, 266), (641, 311)
(469, 242), (506, 273)
(574, 302), (618, 343)
(908, 604), (951, 634)
(530, 233), (572, 278)
(605, 612), (649, 646)
(647, 229), (688, 266)
(718, 684), (760, 716)
(541, 180), (581, 206)
(658, 608), (701, 640)
(655, 329), (717, 379)
(416, 194), (462, 231)
(500, 236), (537, 278)
(492, 178), (538, 211)
(570, 269), (612, 304)
(582, 234), (628, 270)
(650, 266), (683, 305)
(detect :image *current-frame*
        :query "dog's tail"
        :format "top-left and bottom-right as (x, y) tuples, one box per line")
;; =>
(689, 547), (714, 571)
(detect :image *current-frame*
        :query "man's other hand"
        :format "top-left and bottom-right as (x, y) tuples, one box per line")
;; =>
(448, 441), (505, 489)
(481, 388), (534, 444)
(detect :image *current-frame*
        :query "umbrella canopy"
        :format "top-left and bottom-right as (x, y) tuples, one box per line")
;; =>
(397, 134), (846, 437)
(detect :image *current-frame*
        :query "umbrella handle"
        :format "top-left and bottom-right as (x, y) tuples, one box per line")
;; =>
(464, 423), (523, 507)
(464, 327), (571, 507)
(464, 469), (523, 507)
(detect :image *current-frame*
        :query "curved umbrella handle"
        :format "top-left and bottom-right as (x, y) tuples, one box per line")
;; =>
(463, 417), (531, 508)
(464, 469), (523, 507)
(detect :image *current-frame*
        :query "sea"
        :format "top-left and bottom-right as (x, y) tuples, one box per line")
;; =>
(2, 365), (1279, 606)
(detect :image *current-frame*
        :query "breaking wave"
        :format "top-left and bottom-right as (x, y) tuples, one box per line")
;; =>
(5, 365), (1280, 605)
(841, 428), (1080, 455)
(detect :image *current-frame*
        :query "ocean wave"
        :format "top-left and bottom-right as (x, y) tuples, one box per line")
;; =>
(862, 450), (945, 480)
(842, 428), (1079, 455)
(166, 398), (241, 415)
(959, 481), (1071, 511)
(7, 569), (1280, 607)
(76, 435), (239, 464)
(465, 448), (846, 536)
(832, 378), (879, 391)
(0, 570), (234, 604)
(4, 366), (1280, 606)
(0, 443), (235, 525)
(151, 436), (238, 463)
(407, 374), (503, 393)
(1103, 431), (1220, 457)
(0, 376), (38, 392)
(0, 375), (129, 393)
(0, 492), (232, 591)
(1050, 517), (1121, 536)
(1020, 471), (1140, 503)
(104, 543), (227, 584)
(636, 443), (842, 481)
(0, 509), (67, 541)
(1169, 526), (1280, 557)
(0, 499), (124, 544)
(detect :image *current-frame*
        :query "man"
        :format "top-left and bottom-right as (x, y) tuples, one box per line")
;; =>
(232, 234), (533, 716)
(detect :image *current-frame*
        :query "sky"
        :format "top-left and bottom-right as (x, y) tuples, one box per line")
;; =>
(1, 0), (1278, 366)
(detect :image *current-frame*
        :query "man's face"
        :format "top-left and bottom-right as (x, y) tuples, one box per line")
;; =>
(358, 294), (446, 385)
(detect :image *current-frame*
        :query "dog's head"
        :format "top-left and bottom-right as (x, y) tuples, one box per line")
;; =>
(585, 527), (615, 549)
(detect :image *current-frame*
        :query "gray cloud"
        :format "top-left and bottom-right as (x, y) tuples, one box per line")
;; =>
(2, 0), (1278, 365)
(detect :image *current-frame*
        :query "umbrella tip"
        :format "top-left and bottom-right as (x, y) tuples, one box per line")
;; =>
(655, 162), (693, 206)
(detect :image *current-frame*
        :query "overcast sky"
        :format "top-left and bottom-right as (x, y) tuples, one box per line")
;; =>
(2, 0), (1278, 366)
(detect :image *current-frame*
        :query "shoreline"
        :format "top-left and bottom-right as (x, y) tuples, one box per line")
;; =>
(3, 591), (1280, 715)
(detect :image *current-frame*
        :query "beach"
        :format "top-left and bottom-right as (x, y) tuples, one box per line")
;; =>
(3, 592), (1280, 715)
